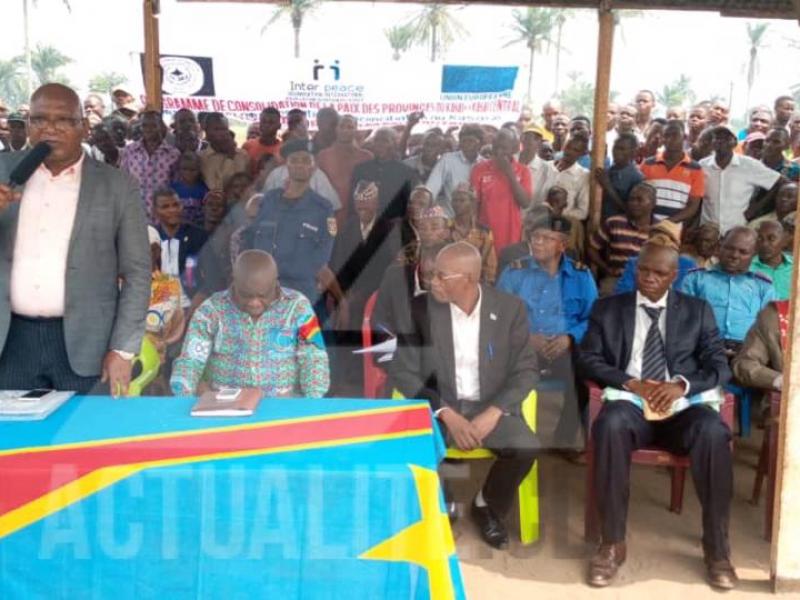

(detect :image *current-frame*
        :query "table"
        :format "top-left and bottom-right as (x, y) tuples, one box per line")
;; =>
(0, 397), (465, 600)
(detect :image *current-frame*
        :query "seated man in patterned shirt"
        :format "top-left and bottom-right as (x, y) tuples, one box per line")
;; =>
(170, 250), (330, 397)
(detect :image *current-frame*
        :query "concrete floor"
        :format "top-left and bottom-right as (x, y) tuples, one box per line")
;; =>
(446, 424), (773, 599)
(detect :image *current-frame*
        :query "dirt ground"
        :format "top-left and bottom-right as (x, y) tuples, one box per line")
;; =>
(445, 413), (773, 600)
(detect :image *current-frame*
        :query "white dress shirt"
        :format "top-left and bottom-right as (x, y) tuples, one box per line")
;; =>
(625, 291), (690, 395)
(450, 288), (482, 402)
(525, 155), (552, 208)
(10, 155), (83, 317)
(699, 153), (780, 233)
(626, 291), (669, 380)
(542, 160), (590, 220)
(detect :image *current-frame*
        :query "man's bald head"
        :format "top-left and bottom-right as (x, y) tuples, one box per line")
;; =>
(231, 250), (279, 319)
(31, 83), (81, 117)
(437, 241), (482, 281)
(233, 250), (277, 283)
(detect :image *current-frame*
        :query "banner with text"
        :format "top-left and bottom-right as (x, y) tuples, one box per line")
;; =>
(148, 59), (522, 129)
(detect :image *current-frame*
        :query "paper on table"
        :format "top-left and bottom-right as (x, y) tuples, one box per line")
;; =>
(352, 337), (397, 355)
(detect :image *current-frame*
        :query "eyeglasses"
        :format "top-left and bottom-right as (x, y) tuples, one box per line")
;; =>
(28, 115), (82, 132)
(431, 271), (465, 282)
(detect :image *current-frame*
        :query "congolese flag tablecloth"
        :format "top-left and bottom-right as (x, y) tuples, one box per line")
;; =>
(0, 397), (466, 600)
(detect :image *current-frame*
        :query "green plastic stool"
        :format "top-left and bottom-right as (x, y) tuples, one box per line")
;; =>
(394, 389), (540, 545)
(126, 336), (161, 397)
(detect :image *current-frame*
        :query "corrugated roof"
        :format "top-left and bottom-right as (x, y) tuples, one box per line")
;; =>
(177, 0), (799, 20)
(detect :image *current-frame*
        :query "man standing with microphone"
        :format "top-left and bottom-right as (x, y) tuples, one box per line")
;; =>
(0, 84), (150, 396)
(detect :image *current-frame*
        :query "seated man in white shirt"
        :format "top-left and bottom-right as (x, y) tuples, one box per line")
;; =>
(577, 243), (735, 590)
(390, 242), (538, 550)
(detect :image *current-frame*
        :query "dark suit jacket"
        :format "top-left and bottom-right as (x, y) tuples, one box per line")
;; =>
(577, 291), (731, 394)
(390, 285), (538, 412)
(330, 216), (401, 298)
(0, 151), (151, 376)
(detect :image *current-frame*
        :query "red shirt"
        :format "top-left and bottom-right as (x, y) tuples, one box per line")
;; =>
(470, 159), (532, 254)
(242, 138), (282, 176)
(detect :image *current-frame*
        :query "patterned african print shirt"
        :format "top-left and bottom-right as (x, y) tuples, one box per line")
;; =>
(170, 288), (329, 397)
(120, 140), (181, 218)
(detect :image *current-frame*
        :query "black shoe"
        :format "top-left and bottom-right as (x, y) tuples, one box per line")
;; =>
(470, 501), (509, 549)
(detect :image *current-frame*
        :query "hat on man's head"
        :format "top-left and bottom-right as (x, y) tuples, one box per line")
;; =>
(280, 138), (315, 159)
(6, 112), (25, 124)
(710, 124), (738, 141)
(524, 122), (554, 143)
(648, 219), (682, 251)
(529, 210), (572, 235)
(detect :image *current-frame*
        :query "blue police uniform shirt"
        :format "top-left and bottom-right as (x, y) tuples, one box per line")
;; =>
(615, 254), (697, 294)
(243, 187), (334, 304)
(679, 265), (775, 342)
(496, 255), (598, 343)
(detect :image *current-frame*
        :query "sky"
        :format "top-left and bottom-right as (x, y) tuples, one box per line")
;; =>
(2, 0), (799, 123)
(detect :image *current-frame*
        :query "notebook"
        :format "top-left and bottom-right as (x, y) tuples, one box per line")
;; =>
(0, 390), (75, 421)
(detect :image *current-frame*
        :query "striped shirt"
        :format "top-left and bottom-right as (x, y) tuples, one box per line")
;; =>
(640, 152), (704, 221)
(590, 215), (652, 276)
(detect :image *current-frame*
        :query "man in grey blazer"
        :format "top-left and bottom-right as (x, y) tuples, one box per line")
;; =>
(0, 84), (150, 396)
(390, 241), (538, 550)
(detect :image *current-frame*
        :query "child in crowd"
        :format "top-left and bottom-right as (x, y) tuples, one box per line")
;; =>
(171, 151), (209, 228)
(593, 133), (644, 220)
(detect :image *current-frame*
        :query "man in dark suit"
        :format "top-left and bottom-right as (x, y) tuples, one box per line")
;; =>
(391, 241), (538, 549)
(577, 243), (736, 590)
(0, 84), (150, 396)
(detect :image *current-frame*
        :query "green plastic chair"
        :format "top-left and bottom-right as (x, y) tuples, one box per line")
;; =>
(126, 336), (161, 397)
(393, 389), (540, 545)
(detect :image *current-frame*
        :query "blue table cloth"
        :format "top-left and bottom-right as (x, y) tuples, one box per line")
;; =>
(0, 397), (465, 600)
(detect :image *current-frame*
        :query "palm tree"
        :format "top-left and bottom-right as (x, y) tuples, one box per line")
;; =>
(745, 22), (770, 112)
(0, 58), (26, 109)
(23, 0), (72, 98)
(657, 74), (695, 109)
(407, 3), (467, 63)
(261, 0), (322, 59)
(385, 25), (414, 61)
(28, 44), (72, 85)
(551, 9), (572, 92)
(505, 7), (558, 104)
(89, 72), (128, 98)
(559, 71), (595, 117)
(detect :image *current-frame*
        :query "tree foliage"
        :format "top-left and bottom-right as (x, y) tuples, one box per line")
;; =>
(407, 3), (467, 62)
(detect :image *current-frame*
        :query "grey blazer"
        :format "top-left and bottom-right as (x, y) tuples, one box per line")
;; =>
(0, 151), (151, 376)
(390, 284), (539, 413)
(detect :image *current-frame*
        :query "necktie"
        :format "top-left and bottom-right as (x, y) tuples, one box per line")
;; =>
(640, 305), (666, 381)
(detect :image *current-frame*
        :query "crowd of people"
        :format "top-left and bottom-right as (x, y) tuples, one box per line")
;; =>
(0, 82), (796, 591)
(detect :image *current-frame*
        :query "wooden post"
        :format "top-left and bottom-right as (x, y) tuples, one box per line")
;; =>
(143, 0), (162, 111)
(589, 2), (615, 234)
(770, 182), (800, 593)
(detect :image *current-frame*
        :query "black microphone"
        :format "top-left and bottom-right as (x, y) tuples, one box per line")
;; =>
(8, 142), (52, 188)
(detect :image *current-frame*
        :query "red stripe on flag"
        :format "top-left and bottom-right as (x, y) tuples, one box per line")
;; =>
(0, 406), (431, 517)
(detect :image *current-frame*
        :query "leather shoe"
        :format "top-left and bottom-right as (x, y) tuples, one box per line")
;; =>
(705, 556), (738, 590)
(470, 501), (509, 549)
(587, 542), (626, 587)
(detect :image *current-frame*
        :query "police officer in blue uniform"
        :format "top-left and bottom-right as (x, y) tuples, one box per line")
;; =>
(242, 138), (335, 310)
(680, 225), (775, 356)
(497, 212), (598, 448)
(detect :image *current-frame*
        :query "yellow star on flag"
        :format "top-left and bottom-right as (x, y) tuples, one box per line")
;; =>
(360, 465), (458, 600)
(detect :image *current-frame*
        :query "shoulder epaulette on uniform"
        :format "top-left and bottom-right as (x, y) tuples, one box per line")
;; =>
(686, 267), (707, 274)
(572, 260), (589, 271)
